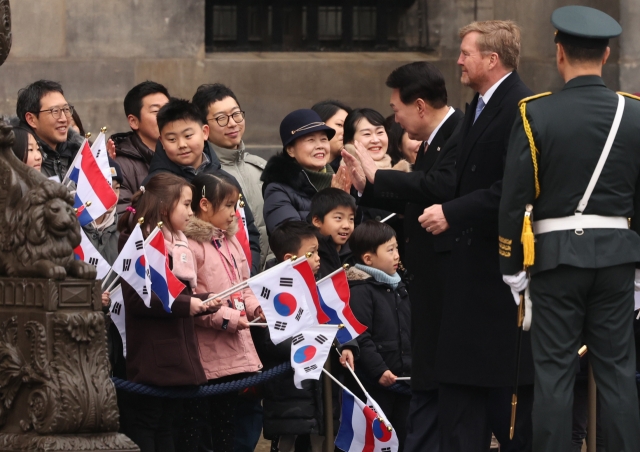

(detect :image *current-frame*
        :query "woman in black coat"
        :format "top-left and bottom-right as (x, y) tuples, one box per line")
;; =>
(261, 109), (350, 235)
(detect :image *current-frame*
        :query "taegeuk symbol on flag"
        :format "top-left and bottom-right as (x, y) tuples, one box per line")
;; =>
(112, 223), (151, 307)
(290, 324), (338, 389)
(247, 259), (315, 344)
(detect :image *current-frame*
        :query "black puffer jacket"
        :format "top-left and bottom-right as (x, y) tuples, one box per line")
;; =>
(261, 152), (323, 234)
(252, 327), (324, 439)
(144, 140), (261, 275)
(347, 267), (411, 382)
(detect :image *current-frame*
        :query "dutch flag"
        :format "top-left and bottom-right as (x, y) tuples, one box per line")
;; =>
(317, 269), (367, 345)
(90, 130), (112, 184)
(336, 389), (399, 452)
(146, 228), (186, 313)
(69, 140), (117, 226)
(292, 259), (331, 324)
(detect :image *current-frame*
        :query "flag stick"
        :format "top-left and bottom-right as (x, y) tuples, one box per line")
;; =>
(321, 367), (350, 393)
(101, 269), (115, 290)
(105, 275), (120, 293)
(202, 253), (313, 305)
(335, 348), (392, 430)
(395, 377), (411, 381)
(336, 347), (368, 396)
(380, 213), (396, 223)
(316, 264), (350, 285)
(248, 323), (342, 328)
(249, 317), (262, 324)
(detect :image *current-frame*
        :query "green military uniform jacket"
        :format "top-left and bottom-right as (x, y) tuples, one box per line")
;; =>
(499, 75), (640, 275)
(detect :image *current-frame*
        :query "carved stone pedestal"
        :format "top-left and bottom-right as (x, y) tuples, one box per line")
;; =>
(0, 278), (138, 451)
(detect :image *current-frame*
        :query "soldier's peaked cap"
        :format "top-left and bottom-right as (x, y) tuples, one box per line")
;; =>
(552, 6), (621, 47)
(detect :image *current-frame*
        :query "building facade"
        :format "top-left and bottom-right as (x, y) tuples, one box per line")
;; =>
(4, 0), (637, 150)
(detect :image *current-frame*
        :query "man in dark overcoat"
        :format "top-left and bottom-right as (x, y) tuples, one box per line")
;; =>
(342, 61), (463, 452)
(499, 6), (640, 452)
(418, 20), (534, 452)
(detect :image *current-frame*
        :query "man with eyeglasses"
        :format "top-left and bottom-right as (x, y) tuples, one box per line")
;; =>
(16, 80), (81, 181)
(192, 83), (269, 270)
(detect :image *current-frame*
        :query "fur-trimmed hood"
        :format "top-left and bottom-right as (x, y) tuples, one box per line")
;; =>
(346, 266), (372, 281)
(184, 215), (238, 243)
(260, 152), (322, 198)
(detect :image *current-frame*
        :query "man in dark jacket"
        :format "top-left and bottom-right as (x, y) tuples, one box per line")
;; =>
(16, 80), (81, 182)
(343, 61), (463, 452)
(144, 99), (262, 275)
(110, 81), (170, 214)
(417, 21), (534, 452)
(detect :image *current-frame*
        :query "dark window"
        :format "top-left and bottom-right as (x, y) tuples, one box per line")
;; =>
(205, 0), (428, 52)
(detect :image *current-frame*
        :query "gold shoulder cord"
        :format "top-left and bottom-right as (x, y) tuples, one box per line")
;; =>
(618, 91), (640, 101)
(517, 92), (551, 267)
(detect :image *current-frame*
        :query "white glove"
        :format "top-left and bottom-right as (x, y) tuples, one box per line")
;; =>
(503, 271), (528, 306)
(523, 286), (533, 331)
(634, 269), (640, 292)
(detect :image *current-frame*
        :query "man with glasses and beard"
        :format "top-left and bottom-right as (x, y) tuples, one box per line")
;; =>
(17, 80), (81, 182)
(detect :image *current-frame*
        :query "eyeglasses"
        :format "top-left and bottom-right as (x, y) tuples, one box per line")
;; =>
(209, 111), (245, 127)
(38, 105), (74, 119)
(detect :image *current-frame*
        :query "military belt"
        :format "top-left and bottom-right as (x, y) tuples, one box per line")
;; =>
(533, 215), (628, 235)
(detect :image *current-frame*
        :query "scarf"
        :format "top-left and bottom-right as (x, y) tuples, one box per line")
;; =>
(374, 154), (392, 169)
(303, 164), (335, 192)
(163, 228), (197, 289)
(355, 263), (401, 289)
(91, 208), (117, 232)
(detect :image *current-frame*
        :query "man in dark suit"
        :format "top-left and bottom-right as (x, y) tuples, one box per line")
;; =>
(418, 21), (534, 452)
(342, 61), (463, 452)
(499, 6), (640, 452)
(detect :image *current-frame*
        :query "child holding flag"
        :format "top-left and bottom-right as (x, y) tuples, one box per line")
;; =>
(178, 173), (265, 452)
(346, 220), (411, 451)
(255, 221), (355, 452)
(117, 173), (221, 452)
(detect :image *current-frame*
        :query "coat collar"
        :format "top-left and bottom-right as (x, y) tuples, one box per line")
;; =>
(213, 141), (245, 165)
(456, 71), (521, 181)
(562, 75), (606, 91)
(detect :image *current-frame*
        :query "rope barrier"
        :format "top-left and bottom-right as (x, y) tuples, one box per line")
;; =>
(112, 361), (413, 398)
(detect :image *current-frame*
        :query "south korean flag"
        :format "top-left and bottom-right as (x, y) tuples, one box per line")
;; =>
(112, 223), (151, 307)
(247, 259), (316, 344)
(291, 325), (338, 389)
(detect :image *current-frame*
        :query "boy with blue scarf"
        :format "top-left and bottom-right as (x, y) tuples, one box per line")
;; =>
(347, 220), (412, 451)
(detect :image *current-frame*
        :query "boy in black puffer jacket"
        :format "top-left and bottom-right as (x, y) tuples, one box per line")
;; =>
(346, 220), (411, 451)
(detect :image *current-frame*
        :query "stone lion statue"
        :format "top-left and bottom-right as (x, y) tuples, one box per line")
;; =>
(0, 121), (96, 280)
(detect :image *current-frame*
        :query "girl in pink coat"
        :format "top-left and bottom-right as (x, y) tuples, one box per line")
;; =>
(180, 172), (265, 452)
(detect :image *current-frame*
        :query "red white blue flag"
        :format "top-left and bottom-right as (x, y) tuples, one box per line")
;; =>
(69, 140), (117, 226)
(90, 130), (112, 184)
(74, 228), (111, 280)
(317, 269), (367, 345)
(112, 223), (151, 307)
(145, 228), (186, 313)
(247, 258), (315, 344)
(291, 324), (338, 389)
(336, 389), (399, 452)
(235, 199), (251, 269)
(293, 259), (331, 324)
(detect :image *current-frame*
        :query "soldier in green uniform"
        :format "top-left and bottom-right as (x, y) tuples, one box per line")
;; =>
(499, 6), (640, 452)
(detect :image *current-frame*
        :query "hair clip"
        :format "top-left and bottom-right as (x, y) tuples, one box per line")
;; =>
(126, 206), (136, 214)
(291, 122), (325, 135)
(140, 185), (146, 194)
(202, 185), (206, 198)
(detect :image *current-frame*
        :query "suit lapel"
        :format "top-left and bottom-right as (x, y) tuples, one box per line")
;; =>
(455, 72), (519, 183)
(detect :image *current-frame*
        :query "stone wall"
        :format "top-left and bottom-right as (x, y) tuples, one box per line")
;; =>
(1, 0), (635, 150)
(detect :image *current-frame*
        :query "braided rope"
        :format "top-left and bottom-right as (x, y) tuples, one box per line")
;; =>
(519, 102), (540, 199)
(112, 361), (413, 398)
